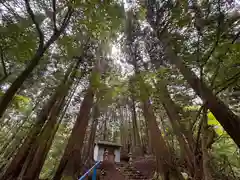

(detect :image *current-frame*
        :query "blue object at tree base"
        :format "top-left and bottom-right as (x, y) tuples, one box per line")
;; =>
(79, 161), (101, 180)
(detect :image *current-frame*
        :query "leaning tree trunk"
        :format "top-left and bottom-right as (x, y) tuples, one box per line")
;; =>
(0, 94), (58, 180)
(20, 58), (82, 179)
(139, 78), (183, 180)
(19, 77), (79, 180)
(145, 1), (240, 148)
(161, 33), (240, 147)
(0, 8), (73, 119)
(156, 81), (195, 174)
(19, 96), (66, 180)
(20, 79), (78, 180)
(53, 86), (95, 180)
(0, 63), (74, 180)
(54, 51), (106, 179)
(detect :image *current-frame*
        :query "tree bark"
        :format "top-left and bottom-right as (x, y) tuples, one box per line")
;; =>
(103, 112), (108, 141)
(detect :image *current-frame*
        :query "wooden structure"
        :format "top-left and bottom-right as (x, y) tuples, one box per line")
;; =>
(93, 141), (122, 163)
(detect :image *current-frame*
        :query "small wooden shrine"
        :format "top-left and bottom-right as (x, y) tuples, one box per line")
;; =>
(93, 140), (122, 163)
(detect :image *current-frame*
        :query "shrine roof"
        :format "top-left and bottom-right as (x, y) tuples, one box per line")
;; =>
(95, 140), (122, 147)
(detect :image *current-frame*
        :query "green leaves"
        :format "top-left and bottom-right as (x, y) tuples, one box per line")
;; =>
(0, 19), (38, 63)
(0, 91), (30, 112)
(90, 71), (101, 90)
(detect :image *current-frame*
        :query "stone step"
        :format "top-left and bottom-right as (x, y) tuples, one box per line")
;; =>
(118, 166), (149, 180)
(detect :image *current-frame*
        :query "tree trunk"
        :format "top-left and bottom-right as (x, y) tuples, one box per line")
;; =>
(142, 98), (183, 180)
(20, 59), (82, 180)
(120, 108), (127, 151)
(84, 105), (100, 164)
(131, 97), (142, 156)
(201, 107), (213, 180)
(159, 31), (240, 147)
(137, 74), (183, 179)
(0, 89), (45, 157)
(0, 98), (56, 180)
(20, 95), (66, 180)
(157, 81), (195, 173)
(53, 86), (95, 180)
(145, 2), (240, 147)
(0, 63), (74, 180)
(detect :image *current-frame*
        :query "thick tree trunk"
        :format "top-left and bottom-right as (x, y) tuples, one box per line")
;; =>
(53, 87), (94, 180)
(161, 34), (240, 147)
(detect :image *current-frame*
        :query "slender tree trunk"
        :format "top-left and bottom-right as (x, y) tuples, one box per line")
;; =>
(131, 97), (142, 156)
(127, 107), (132, 153)
(201, 107), (213, 180)
(120, 108), (127, 151)
(0, 90), (44, 156)
(103, 119), (107, 141)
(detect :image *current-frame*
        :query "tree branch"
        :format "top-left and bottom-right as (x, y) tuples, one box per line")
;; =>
(52, 0), (57, 31)
(24, 0), (44, 48)
(214, 71), (240, 94)
(0, 48), (7, 77)
(209, 58), (222, 87)
(0, 47), (12, 83)
(58, 6), (74, 33)
(201, 10), (222, 69)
